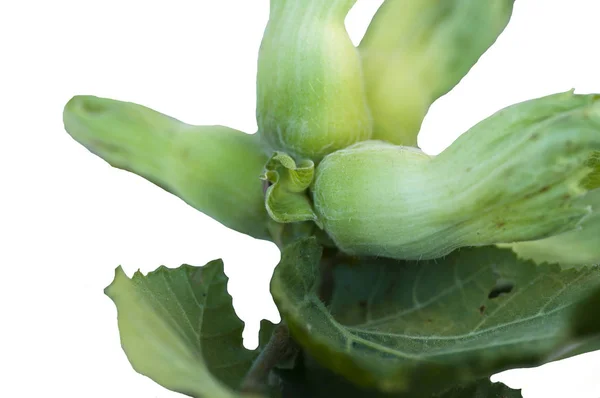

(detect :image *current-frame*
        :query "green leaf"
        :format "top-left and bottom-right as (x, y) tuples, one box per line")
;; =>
(262, 152), (319, 226)
(436, 379), (521, 398)
(259, 320), (279, 350)
(271, 239), (600, 395)
(546, 285), (600, 361)
(359, 0), (514, 145)
(105, 261), (265, 398)
(64, 95), (271, 241)
(276, 353), (521, 398)
(502, 189), (600, 268)
(571, 284), (600, 339)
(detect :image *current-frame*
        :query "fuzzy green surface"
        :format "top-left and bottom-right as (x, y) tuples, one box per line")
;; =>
(256, 0), (372, 161)
(505, 189), (600, 268)
(63, 95), (271, 241)
(312, 92), (600, 260)
(359, 0), (514, 145)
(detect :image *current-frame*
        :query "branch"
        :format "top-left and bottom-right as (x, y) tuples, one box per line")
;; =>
(240, 324), (297, 394)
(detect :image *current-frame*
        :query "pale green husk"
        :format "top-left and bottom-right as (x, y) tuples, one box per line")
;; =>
(503, 189), (600, 268)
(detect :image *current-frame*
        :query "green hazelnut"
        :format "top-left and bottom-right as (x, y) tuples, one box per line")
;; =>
(311, 92), (600, 260)
(359, 0), (514, 146)
(256, 0), (372, 162)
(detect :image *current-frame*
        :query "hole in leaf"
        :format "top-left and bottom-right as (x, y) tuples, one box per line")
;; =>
(488, 280), (514, 299)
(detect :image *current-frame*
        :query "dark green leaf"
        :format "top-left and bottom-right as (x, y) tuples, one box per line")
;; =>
(276, 353), (521, 398)
(436, 378), (521, 398)
(271, 239), (600, 395)
(571, 284), (600, 338)
(105, 261), (265, 398)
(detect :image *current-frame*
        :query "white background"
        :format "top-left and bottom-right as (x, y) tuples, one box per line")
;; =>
(2, 0), (600, 397)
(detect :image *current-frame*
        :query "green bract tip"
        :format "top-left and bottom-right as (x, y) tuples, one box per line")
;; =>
(63, 95), (272, 241)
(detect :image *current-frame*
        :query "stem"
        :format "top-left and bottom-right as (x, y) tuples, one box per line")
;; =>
(241, 324), (297, 394)
(241, 241), (339, 393)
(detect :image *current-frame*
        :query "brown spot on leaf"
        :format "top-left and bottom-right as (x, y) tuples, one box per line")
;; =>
(479, 305), (486, 315)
